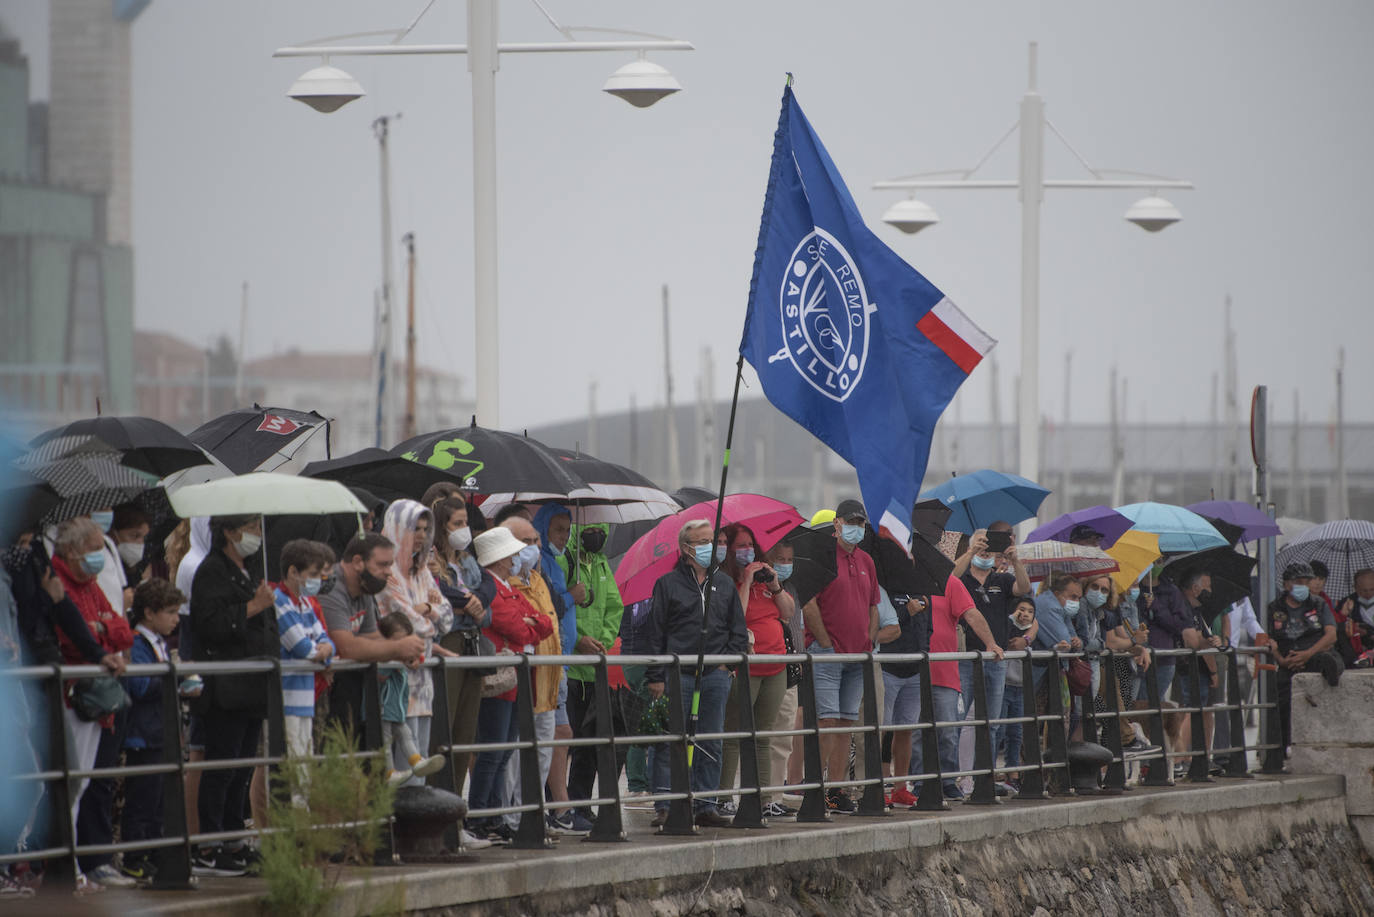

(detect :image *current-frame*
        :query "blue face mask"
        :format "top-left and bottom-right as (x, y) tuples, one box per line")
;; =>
(90, 510), (114, 533)
(971, 554), (996, 570)
(840, 523), (865, 545)
(773, 563), (794, 582)
(1128, 587), (1141, 602)
(302, 577), (322, 597)
(1063, 598), (1081, 616)
(81, 551), (105, 576)
(1085, 589), (1107, 609)
(551, 543), (565, 557)
(734, 548), (755, 566)
(693, 544), (715, 568)
(1290, 584), (1310, 601)
(714, 544), (727, 564)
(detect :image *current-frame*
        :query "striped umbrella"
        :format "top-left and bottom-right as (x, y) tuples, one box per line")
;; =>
(1016, 540), (1120, 583)
(1275, 520), (1374, 600)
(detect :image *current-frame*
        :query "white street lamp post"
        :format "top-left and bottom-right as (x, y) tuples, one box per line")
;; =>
(875, 42), (1192, 493)
(275, 0), (692, 429)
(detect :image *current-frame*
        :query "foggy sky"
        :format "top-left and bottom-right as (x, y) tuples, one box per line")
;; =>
(8, 0), (1374, 432)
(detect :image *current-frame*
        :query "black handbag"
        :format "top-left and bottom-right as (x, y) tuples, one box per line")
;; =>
(70, 674), (131, 722)
(459, 627), (500, 678)
(781, 624), (803, 689)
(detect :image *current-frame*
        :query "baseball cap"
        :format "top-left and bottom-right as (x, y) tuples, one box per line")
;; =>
(835, 499), (867, 523)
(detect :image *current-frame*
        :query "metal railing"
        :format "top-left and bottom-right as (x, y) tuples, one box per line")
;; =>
(0, 642), (1283, 887)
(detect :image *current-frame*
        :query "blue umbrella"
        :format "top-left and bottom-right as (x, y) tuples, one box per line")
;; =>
(919, 469), (1050, 534)
(1185, 500), (1282, 543)
(1025, 505), (1134, 549)
(1116, 502), (1227, 553)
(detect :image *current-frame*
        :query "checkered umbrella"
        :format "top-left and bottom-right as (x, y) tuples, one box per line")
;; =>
(1275, 520), (1374, 601)
(24, 450), (160, 526)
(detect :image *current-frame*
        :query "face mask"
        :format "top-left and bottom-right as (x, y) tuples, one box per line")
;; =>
(318, 575), (337, 597)
(773, 563), (794, 582)
(1063, 598), (1081, 616)
(693, 544), (715, 568)
(840, 523), (865, 545)
(1010, 611), (1034, 631)
(579, 528), (607, 555)
(1197, 589), (1213, 605)
(971, 554), (996, 571)
(117, 541), (144, 567)
(1128, 587), (1141, 602)
(516, 544), (540, 576)
(1085, 589), (1107, 609)
(714, 544), (727, 564)
(551, 543), (565, 557)
(1289, 584), (1310, 602)
(1359, 596), (1374, 609)
(90, 510), (114, 533)
(235, 531), (262, 557)
(448, 527), (472, 552)
(734, 548), (755, 566)
(302, 577), (322, 597)
(81, 551), (106, 576)
(359, 567), (388, 595)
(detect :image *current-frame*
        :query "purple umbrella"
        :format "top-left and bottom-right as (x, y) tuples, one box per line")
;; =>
(1025, 505), (1134, 549)
(1186, 500), (1282, 543)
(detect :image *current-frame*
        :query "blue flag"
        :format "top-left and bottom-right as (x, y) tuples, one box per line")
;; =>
(740, 86), (994, 545)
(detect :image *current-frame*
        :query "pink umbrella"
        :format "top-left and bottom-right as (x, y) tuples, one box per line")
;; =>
(614, 494), (804, 604)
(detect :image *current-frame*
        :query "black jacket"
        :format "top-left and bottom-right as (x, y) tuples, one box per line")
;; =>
(9, 547), (106, 667)
(879, 596), (933, 679)
(190, 548), (275, 717)
(643, 558), (749, 684)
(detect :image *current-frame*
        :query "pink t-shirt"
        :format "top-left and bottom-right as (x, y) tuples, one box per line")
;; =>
(928, 575), (975, 691)
(805, 542), (880, 654)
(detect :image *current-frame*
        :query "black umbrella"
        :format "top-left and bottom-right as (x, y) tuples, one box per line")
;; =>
(910, 498), (953, 545)
(781, 526), (839, 607)
(32, 416), (211, 479)
(189, 405), (332, 474)
(1162, 545), (1257, 618)
(393, 422), (585, 495)
(1197, 516), (1246, 550)
(302, 448), (466, 503)
(0, 467), (60, 543)
(672, 486), (717, 507)
(860, 526), (952, 598)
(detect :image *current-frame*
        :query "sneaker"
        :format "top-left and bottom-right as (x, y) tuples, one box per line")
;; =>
(73, 874), (106, 896)
(761, 801), (793, 818)
(119, 856), (157, 884)
(717, 800), (738, 816)
(889, 785), (917, 807)
(693, 809), (731, 828)
(459, 828), (493, 851)
(942, 783), (965, 801)
(229, 846), (261, 875)
(650, 810), (668, 828)
(994, 781), (1016, 798)
(192, 847), (246, 878)
(0, 870), (35, 898)
(88, 863), (136, 888)
(409, 754), (445, 778)
(1122, 737), (1161, 757)
(568, 812), (595, 835)
(826, 790), (855, 813)
(485, 823), (515, 844)
(386, 767), (413, 787)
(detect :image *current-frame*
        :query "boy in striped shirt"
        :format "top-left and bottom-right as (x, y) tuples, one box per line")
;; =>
(275, 539), (337, 805)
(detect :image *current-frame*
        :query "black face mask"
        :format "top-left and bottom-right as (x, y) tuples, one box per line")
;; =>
(1197, 589), (1213, 605)
(359, 568), (388, 596)
(579, 528), (607, 555)
(318, 575), (338, 597)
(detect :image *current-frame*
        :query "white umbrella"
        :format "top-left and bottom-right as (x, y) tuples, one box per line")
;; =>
(168, 472), (366, 518)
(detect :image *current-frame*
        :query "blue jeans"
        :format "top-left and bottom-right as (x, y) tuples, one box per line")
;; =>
(997, 684), (1024, 771)
(1137, 660), (1177, 703)
(653, 667), (731, 814)
(957, 658), (1007, 766)
(469, 698), (518, 820)
(908, 683), (960, 791)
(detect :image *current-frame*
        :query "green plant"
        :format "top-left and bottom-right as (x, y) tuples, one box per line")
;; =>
(260, 721), (396, 917)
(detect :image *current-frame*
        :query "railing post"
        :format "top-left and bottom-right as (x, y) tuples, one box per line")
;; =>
(151, 659), (193, 889)
(856, 654), (889, 816)
(586, 656), (626, 842)
(795, 653), (829, 823)
(428, 658), (456, 797)
(362, 663), (397, 865)
(267, 659), (287, 814)
(45, 664), (77, 884)
(1223, 649), (1253, 778)
(661, 660), (697, 835)
(1260, 653), (1285, 774)
(915, 653), (946, 811)
(966, 653), (997, 806)
(1186, 649), (1213, 783)
(1043, 652), (1072, 795)
(1080, 653), (1100, 747)
(510, 656), (551, 849)
(730, 655), (767, 828)
(1141, 649), (1171, 786)
(1100, 651), (1127, 792)
(1017, 651), (1048, 800)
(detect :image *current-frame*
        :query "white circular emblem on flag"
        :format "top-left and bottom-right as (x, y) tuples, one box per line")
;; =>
(778, 228), (872, 402)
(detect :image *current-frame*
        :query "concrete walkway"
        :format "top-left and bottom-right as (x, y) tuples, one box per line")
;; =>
(11, 774), (1345, 916)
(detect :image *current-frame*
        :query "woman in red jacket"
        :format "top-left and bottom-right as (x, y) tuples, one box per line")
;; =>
(466, 528), (553, 841)
(50, 517), (134, 890)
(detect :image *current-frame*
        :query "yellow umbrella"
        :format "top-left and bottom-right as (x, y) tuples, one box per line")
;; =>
(1107, 530), (1161, 593)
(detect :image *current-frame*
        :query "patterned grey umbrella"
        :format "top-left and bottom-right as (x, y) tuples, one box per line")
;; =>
(1275, 520), (1374, 601)
(19, 442), (160, 526)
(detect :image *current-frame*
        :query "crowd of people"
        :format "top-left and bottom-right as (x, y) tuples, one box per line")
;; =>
(0, 488), (1361, 897)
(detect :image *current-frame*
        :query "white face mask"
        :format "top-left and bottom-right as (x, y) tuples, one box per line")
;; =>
(117, 541), (144, 567)
(448, 527), (472, 552)
(235, 531), (262, 557)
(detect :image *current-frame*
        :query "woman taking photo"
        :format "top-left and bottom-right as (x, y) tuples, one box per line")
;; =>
(718, 522), (794, 817)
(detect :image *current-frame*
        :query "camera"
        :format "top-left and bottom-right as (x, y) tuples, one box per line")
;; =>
(753, 568), (775, 584)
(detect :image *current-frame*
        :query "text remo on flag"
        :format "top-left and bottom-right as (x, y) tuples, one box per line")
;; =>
(740, 84), (995, 546)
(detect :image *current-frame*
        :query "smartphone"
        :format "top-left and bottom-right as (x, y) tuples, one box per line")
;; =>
(984, 530), (1012, 553)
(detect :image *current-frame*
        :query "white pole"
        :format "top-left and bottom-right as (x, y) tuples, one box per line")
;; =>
(374, 116), (396, 448)
(663, 284), (681, 490)
(989, 357), (1004, 471)
(469, 0), (500, 428)
(1061, 350), (1072, 513)
(1017, 42), (1044, 496)
(235, 281), (248, 404)
(1336, 346), (1348, 517)
(1290, 389), (1300, 517)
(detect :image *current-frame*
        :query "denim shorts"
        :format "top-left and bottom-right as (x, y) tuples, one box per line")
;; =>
(808, 644), (863, 720)
(554, 676), (569, 728)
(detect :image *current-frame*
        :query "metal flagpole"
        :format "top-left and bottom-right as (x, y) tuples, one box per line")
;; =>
(686, 354), (745, 766)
